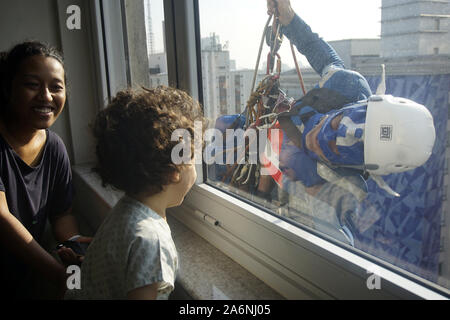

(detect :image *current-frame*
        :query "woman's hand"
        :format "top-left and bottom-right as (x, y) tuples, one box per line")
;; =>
(56, 236), (93, 266)
(267, 0), (295, 26)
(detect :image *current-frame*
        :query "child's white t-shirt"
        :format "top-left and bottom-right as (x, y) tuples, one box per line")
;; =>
(68, 195), (178, 300)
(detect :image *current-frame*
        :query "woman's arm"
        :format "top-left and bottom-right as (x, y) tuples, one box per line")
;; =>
(0, 192), (67, 291)
(51, 209), (81, 242)
(51, 209), (93, 265)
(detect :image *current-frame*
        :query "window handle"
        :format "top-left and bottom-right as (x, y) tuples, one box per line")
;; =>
(194, 210), (220, 227)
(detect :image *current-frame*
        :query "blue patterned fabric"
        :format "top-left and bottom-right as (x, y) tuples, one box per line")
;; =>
(284, 13), (448, 282)
(357, 74), (449, 282)
(279, 143), (326, 187)
(210, 12), (448, 284)
(304, 104), (367, 165)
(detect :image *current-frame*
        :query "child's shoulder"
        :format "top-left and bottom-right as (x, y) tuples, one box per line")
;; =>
(107, 196), (170, 237)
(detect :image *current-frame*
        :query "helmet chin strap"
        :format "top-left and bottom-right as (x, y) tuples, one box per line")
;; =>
(316, 163), (368, 202)
(317, 161), (401, 199)
(370, 174), (400, 198)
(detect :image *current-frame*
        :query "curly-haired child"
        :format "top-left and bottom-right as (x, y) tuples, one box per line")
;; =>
(70, 86), (203, 300)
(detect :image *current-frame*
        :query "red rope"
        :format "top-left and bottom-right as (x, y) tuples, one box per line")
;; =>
(290, 42), (307, 95)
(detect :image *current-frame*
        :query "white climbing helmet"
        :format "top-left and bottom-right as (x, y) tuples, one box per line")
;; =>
(364, 95), (436, 176)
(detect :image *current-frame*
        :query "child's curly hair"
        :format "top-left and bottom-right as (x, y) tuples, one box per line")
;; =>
(93, 86), (203, 196)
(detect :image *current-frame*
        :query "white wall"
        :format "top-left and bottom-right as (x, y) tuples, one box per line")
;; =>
(0, 0), (74, 161)
(0, 0), (103, 165)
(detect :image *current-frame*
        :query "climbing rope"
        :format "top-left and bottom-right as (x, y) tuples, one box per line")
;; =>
(222, 3), (307, 187)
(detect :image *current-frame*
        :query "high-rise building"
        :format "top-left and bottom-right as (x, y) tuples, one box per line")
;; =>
(200, 33), (263, 121)
(148, 33), (262, 120)
(381, 0), (450, 57)
(144, 0), (155, 55)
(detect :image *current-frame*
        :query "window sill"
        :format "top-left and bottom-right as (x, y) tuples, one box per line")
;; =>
(72, 165), (449, 300)
(176, 184), (449, 300)
(72, 165), (284, 300)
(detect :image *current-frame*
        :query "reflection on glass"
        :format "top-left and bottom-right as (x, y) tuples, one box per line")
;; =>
(199, 0), (450, 291)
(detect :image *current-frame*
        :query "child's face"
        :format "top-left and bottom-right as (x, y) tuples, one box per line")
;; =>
(168, 158), (197, 207)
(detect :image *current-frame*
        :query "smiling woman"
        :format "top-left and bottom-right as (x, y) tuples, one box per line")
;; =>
(7, 55), (66, 140)
(0, 41), (90, 299)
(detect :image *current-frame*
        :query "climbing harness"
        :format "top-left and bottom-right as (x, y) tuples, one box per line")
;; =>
(220, 3), (311, 190)
(220, 5), (400, 202)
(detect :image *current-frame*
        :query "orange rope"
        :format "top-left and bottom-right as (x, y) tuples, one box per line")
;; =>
(290, 42), (307, 95)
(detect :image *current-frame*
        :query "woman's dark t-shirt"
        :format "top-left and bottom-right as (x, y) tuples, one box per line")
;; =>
(0, 129), (73, 297)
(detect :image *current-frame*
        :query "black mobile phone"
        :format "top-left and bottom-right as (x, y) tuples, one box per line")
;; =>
(56, 240), (89, 256)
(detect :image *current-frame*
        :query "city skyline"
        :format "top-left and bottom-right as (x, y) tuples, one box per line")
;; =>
(146, 0), (382, 70)
(199, 0), (382, 70)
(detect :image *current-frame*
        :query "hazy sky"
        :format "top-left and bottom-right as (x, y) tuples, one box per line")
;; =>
(149, 0), (382, 69)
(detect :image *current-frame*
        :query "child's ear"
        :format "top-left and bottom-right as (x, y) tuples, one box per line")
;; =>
(170, 171), (181, 184)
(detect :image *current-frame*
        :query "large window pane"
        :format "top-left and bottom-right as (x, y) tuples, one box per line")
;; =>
(122, 0), (168, 88)
(199, 0), (450, 292)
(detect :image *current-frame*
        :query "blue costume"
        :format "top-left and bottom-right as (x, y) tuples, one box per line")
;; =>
(278, 13), (373, 187)
(276, 14), (381, 245)
(211, 13), (379, 246)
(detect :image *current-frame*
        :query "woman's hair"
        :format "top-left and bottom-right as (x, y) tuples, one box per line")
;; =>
(0, 41), (65, 108)
(93, 86), (204, 196)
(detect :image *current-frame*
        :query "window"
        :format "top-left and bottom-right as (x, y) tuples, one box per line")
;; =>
(123, 0), (168, 89)
(197, 0), (450, 297)
(435, 18), (440, 31)
(218, 75), (228, 115)
(100, 0), (450, 299)
(234, 74), (241, 113)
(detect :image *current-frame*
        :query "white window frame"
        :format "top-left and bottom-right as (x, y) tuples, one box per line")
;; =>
(97, 0), (450, 300)
(94, 0), (129, 100)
